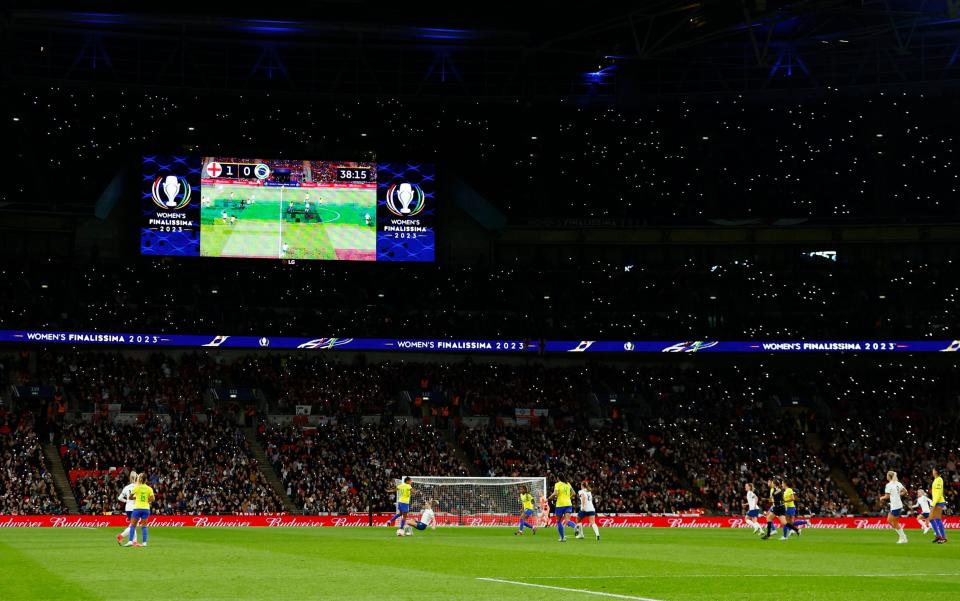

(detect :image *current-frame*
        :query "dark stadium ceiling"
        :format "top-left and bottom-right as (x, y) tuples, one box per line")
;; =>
(5, 1), (960, 99)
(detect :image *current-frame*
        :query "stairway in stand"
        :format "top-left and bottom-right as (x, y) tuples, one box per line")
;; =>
(242, 427), (297, 513)
(439, 423), (481, 477)
(43, 443), (79, 514)
(803, 431), (868, 515)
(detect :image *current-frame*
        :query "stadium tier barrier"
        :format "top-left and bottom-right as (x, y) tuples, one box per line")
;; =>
(0, 515), (952, 529)
(2, 330), (960, 353)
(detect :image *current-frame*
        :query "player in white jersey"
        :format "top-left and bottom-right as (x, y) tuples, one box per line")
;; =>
(743, 483), (763, 535)
(879, 470), (908, 544)
(576, 481), (600, 541)
(404, 500), (437, 535)
(115, 470), (139, 546)
(912, 489), (933, 534)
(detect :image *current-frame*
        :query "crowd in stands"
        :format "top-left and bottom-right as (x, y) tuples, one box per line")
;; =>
(220, 355), (401, 416)
(259, 422), (467, 513)
(831, 415), (960, 511)
(819, 362), (960, 512)
(669, 415), (851, 517)
(58, 415), (286, 515)
(1, 256), (958, 340)
(1, 349), (958, 517)
(459, 425), (696, 514)
(37, 351), (210, 413)
(0, 409), (65, 514)
(9, 89), (960, 220)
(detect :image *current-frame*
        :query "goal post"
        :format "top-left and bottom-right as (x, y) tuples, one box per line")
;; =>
(397, 476), (547, 527)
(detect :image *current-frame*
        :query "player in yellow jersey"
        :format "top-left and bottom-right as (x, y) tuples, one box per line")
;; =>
(930, 467), (948, 543)
(779, 478), (807, 540)
(548, 475), (579, 542)
(387, 477), (414, 535)
(127, 473), (155, 548)
(514, 485), (537, 536)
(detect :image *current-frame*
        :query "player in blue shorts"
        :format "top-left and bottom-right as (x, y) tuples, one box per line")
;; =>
(548, 475), (579, 542)
(403, 500), (436, 535)
(515, 485), (537, 536)
(127, 473), (155, 547)
(913, 488), (933, 535)
(387, 477), (414, 535)
(930, 467), (947, 543)
(743, 483), (763, 535)
(577, 481), (599, 541)
(880, 470), (908, 544)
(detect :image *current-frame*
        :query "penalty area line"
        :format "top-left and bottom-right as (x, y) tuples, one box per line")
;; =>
(476, 577), (667, 601)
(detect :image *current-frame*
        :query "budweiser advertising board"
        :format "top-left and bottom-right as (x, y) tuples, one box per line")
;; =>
(0, 515), (952, 529)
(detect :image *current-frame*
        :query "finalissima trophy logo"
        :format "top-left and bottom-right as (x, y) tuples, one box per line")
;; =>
(151, 175), (192, 210)
(385, 182), (425, 217)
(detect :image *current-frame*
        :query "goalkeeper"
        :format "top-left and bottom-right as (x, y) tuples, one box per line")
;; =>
(404, 500), (437, 535)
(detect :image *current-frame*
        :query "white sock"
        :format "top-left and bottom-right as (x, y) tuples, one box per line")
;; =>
(897, 528), (905, 539)
(592, 523), (600, 537)
(120, 527), (130, 538)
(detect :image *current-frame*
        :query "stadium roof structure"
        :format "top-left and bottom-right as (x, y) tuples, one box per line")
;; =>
(5, 1), (960, 101)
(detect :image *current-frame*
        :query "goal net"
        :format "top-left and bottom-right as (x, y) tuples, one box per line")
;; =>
(397, 476), (547, 527)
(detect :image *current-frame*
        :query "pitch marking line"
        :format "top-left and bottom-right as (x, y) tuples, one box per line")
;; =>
(505, 574), (960, 580)
(477, 577), (666, 601)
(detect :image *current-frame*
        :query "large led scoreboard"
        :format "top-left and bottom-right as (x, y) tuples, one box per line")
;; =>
(141, 155), (435, 262)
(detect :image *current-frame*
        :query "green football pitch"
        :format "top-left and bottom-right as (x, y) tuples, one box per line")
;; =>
(1, 527), (958, 600)
(200, 184), (375, 260)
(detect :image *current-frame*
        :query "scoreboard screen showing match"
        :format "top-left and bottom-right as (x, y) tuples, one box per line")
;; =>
(140, 155), (435, 262)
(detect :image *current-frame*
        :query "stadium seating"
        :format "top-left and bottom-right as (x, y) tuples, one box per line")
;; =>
(0, 409), (66, 515)
(58, 416), (286, 515)
(459, 425), (697, 514)
(1, 349), (958, 517)
(9, 89), (960, 219)
(1, 258), (958, 339)
(259, 422), (468, 513)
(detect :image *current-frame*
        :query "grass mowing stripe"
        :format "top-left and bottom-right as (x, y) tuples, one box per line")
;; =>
(477, 578), (667, 601)
(3, 528), (958, 600)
